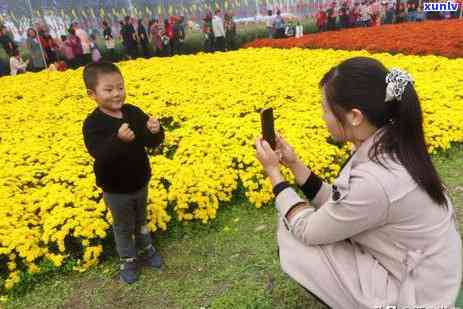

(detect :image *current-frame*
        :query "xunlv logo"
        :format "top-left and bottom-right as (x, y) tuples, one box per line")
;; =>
(423, 1), (460, 11)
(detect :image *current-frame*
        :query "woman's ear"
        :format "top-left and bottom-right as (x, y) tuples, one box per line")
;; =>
(346, 108), (364, 127)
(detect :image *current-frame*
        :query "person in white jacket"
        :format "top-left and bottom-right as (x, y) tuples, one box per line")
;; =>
(9, 50), (28, 76)
(212, 9), (226, 52)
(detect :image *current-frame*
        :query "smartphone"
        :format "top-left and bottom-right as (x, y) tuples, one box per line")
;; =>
(260, 107), (276, 150)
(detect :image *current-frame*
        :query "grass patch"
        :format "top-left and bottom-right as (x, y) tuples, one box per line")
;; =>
(5, 144), (463, 308)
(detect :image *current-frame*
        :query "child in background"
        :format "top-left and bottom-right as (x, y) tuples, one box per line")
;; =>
(48, 60), (68, 72)
(56, 60), (67, 71)
(9, 50), (29, 76)
(48, 62), (57, 71)
(82, 62), (165, 284)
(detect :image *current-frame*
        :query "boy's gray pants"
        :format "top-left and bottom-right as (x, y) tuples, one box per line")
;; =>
(103, 185), (153, 259)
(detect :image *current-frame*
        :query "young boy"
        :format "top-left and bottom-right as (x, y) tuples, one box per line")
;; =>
(82, 61), (165, 284)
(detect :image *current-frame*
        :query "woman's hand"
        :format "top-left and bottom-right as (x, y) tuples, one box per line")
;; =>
(255, 138), (285, 186)
(276, 134), (299, 168)
(276, 133), (312, 186)
(256, 138), (281, 174)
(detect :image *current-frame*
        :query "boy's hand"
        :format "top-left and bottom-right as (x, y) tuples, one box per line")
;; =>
(118, 123), (135, 143)
(146, 117), (161, 134)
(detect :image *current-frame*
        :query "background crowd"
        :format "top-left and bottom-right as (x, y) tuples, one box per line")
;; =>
(0, 0), (461, 77)
(0, 10), (237, 77)
(312, 0), (462, 31)
(0, 15), (188, 75)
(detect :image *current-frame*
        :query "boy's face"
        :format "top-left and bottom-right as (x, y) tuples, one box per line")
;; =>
(88, 72), (126, 113)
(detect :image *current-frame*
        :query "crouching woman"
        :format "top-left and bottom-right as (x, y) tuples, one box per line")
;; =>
(255, 57), (462, 308)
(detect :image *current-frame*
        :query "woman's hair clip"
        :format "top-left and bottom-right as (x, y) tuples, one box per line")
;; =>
(385, 68), (414, 102)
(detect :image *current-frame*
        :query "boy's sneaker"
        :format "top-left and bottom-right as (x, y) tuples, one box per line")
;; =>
(120, 258), (139, 284)
(138, 246), (163, 269)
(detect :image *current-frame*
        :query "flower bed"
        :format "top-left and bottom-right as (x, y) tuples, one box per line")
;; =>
(245, 20), (463, 58)
(1, 48), (462, 291)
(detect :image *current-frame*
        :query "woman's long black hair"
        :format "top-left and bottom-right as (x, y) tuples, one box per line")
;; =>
(320, 57), (447, 207)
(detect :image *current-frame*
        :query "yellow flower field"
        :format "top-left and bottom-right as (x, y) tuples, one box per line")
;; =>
(1, 48), (462, 290)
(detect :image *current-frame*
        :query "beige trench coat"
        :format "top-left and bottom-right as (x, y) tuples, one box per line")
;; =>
(275, 130), (462, 308)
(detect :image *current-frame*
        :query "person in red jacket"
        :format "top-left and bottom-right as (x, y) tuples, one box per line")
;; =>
(67, 28), (84, 68)
(38, 26), (59, 65)
(163, 18), (175, 56)
(316, 9), (328, 31)
(202, 12), (214, 52)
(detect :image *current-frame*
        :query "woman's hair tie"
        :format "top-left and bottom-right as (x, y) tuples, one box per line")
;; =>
(385, 68), (414, 102)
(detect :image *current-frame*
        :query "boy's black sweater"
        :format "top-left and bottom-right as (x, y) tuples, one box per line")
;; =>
(83, 103), (164, 194)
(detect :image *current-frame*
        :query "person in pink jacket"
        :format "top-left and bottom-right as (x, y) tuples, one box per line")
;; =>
(59, 35), (74, 68)
(256, 56), (462, 308)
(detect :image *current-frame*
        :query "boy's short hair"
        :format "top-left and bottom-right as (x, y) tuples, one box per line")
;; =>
(83, 61), (122, 91)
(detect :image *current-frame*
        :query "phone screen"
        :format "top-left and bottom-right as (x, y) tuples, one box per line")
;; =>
(260, 108), (276, 150)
